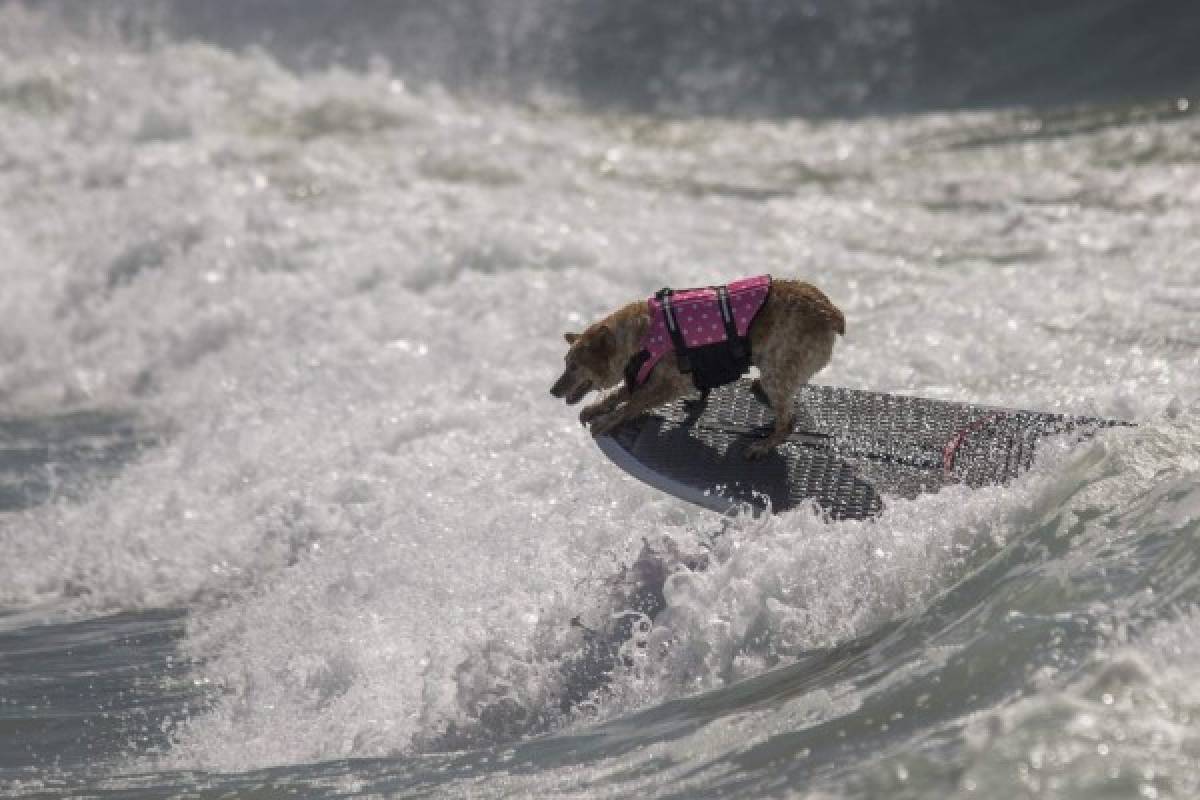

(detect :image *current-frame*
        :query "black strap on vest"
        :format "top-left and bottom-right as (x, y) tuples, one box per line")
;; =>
(655, 288), (692, 374)
(633, 284), (755, 393)
(715, 285), (745, 360)
(623, 349), (650, 391)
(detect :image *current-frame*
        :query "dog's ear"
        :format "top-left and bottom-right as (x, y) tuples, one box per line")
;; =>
(564, 332), (581, 345)
(583, 325), (614, 356)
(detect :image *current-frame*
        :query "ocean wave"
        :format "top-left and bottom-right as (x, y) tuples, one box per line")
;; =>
(1, 12), (1199, 796)
(19, 0), (1200, 115)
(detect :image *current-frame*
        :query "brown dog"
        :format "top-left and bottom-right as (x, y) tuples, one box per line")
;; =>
(551, 279), (844, 459)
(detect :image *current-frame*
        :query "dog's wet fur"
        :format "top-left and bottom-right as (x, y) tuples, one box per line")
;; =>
(551, 279), (845, 459)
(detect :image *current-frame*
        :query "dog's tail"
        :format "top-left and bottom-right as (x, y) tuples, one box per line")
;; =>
(827, 304), (846, 336)
(797, 282), (846, 335)
(769, 280), (846, 336)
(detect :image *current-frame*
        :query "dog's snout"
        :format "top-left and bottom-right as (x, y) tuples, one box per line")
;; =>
(551, 363), (594, 405)
(550, 368), (575, 398)
(564, 379), (592, 405)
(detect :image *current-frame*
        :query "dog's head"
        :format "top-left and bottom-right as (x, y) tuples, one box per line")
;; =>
(551, 326), (620, 405)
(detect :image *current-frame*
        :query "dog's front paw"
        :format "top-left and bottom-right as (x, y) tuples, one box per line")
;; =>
(744, 440), (774, 460)
(578, 403), (605, 426)
(589, 412), (624, 437)
(749, 379), (770, 406)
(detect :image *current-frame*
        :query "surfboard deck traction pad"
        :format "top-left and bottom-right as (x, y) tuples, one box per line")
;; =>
(597, 379), (1124, 519)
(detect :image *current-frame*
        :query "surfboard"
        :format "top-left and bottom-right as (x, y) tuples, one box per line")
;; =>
(595, 378), (1127, 519)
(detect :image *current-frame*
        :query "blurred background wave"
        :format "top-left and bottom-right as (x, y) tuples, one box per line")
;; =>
(20, 0), (1200, 116)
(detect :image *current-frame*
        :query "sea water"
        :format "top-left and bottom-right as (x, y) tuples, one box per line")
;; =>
(1, 3), (1199, 797)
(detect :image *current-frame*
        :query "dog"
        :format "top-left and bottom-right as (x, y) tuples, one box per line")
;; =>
(550, 276), (845, 459)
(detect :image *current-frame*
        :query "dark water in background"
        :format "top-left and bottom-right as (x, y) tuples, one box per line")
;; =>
(23, 0), (1200, 115)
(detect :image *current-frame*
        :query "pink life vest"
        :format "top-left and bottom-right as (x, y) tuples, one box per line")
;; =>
(626, 274), (772, 391)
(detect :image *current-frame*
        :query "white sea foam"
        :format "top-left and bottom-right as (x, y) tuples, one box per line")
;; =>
(1, 12), (1198, 776)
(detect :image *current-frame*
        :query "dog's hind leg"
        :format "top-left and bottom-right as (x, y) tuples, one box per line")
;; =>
(745, 331), (835, 460)
(745, 370), (801, 460)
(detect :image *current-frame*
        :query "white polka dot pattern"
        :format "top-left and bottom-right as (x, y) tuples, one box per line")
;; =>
(632, 274), (771, 387)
